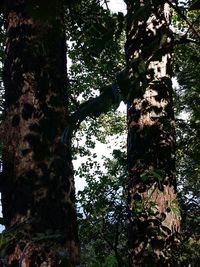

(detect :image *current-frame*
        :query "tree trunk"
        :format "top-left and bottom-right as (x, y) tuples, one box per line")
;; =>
(126, 1), (180, 266)
(0, 0), (79, 266)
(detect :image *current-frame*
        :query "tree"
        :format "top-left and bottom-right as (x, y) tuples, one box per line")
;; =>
(1, 0), (200, 266)
(66, 1), (200, 265)
(126, 1), (180, 266)
(0, 0), (129, 265)
(0, 1), (79, 265)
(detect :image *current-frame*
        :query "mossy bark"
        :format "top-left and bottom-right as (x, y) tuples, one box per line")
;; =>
(0, 0), (79, 266)
(126, 1), (180, 266)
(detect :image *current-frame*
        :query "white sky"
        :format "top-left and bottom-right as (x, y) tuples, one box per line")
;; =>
(107, 0), (127, 14)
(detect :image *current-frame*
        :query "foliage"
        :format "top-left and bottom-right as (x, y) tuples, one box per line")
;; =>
(77, 147), (128, 267)
(0, 0), (200, 266)
(172, 6), (200, 265)
(66, 1), (126, 160)
(66, 0), (125, 107)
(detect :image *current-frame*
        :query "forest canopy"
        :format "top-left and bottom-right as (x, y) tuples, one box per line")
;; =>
(0, 0), (199, 266)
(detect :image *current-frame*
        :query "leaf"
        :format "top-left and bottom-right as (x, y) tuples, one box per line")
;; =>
(104, 255), (117, 267)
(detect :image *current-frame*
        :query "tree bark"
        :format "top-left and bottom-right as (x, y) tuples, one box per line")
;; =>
(0, 0), (79, 266)
(126, 1), (180, 266)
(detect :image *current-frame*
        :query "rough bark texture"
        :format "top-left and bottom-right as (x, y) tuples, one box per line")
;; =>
(126, 1), (180, 266)
(0, 0), (79, 266)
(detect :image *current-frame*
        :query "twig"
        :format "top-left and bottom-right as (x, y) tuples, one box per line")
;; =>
(104, 0), (109, 10)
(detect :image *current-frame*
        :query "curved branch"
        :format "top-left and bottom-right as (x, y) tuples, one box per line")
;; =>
(61, 82), (121, 144)
(61, 66), (132, 145)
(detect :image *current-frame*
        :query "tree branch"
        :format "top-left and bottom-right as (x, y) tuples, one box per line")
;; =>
(104, 0), (109, 10)
(173, 35), (200, 45)
(61, 82), (121, 144)
(166, 0), (200, 40)
(61, 67), (131, 145)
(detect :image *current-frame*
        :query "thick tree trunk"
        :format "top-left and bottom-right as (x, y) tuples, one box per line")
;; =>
(126, 1), (180, 266)
(0, 1), (79, 266)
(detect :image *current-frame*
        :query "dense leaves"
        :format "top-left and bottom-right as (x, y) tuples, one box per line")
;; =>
(65, 1), (126, 160)
(77, 148), (128, 266)
(174, 43), (200, 266)
(66, 0), (125, 105)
